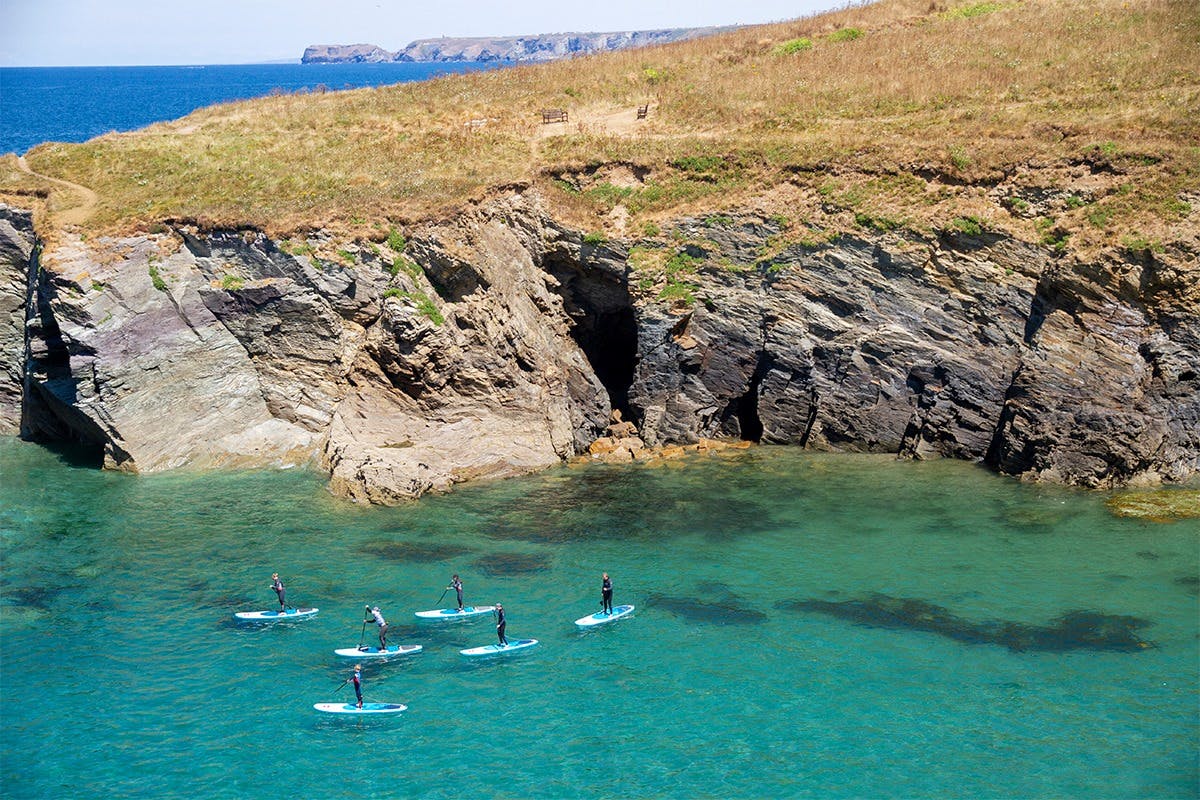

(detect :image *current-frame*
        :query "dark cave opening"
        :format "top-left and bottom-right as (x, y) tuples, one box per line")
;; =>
(541, 252), (638, 420)
(727, 357), (770, 442)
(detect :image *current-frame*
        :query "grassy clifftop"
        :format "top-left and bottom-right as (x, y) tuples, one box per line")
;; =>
(5, 0), (1198, 254)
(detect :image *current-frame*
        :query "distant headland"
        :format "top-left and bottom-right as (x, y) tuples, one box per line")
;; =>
(301, 27), (734, 64)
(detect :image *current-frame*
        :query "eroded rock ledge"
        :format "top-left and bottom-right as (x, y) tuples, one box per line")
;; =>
(0, 194), (1195, 502)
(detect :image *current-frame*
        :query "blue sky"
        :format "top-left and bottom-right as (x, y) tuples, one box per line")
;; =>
(1, 0), (844, 67)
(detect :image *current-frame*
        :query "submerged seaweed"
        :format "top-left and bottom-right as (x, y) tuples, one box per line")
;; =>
(472, 552), (552, 577)
(645, 593), (768, 625)
(3, 584), (64, 610)
(776, 593), (1154, 652)
(359, 540), (471, 563)
(1106, 490), (1200, 522)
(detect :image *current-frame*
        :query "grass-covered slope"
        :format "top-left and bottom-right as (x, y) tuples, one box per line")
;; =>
(5, 0), (1198, 252)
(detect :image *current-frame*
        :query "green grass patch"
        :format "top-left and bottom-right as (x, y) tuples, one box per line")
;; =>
(582, 231), (606, 246)
(148, 262), (167, 291)
(387, 228), (407, 252)
(1086, 207), (1112, 228)
(828, 28), (864, 43)
(951, 215), (984, 235)
(384, 289), (444, 325)
(774, 37), (813, 55)
(221, 274), (244, 290)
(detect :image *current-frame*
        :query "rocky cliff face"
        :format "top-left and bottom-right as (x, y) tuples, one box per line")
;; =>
(3, 192), (1196, 500)
(301, 28), (729, 64)
(301, 44), (395, 64)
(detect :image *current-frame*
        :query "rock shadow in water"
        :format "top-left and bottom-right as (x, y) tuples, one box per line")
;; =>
(472, 552), (552, 577)
(646, 593), (768, 625)
(776, 593), (1154, 652)
(3, 584), (66, 610)
(1173, 575), (1199, 596)
(359, 541), (472, 563)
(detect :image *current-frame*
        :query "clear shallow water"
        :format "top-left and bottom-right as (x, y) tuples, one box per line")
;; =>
(0, 62), (499, 154)
(0, 438), (1196, 799)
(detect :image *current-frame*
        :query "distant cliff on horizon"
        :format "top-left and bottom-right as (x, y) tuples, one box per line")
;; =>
(301, 27), (733, 64)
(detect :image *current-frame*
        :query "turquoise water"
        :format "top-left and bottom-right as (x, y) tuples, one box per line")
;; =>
(1, 437), (1196, 799)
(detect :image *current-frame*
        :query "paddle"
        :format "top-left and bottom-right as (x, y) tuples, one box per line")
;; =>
(358, 611), (368, 649)
(333, 678), (350, 694)
(436, 586), (449, 607)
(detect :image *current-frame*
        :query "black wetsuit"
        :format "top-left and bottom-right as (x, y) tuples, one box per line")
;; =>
(451, 577), (464, 610)
(352, 671), (363, 706)
(602, 576), (614, 614)
(271, 577), (286, 611)
(496, 606), (507, 645)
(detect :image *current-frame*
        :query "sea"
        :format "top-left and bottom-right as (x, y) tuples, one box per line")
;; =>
(0, 439), (1196, 799)
(0, 62), (499, 155)
(0, 63), (1198, 800)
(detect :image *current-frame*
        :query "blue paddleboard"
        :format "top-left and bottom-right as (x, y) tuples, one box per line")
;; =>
(334, 644), (423, 659)
(575, 604), (635, 628)
(415, 605), (495, 620)
(460, 639), (539, 657)
(314, 702), (407, 715)
(234, 607), (318, 621)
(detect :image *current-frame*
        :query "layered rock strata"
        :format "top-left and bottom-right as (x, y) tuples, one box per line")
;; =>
(2, 192), (1195, 501)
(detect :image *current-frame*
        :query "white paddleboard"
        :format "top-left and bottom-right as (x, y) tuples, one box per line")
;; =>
(313, 702), (407, 715)
(460, 639), (538, 657)
(234, 607), (318, 621)
(334, 644), (423, 659)
(575, 604), (635, 628)
(415, 606), (495, 620)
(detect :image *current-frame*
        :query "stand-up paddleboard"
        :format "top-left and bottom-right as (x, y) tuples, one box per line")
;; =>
(234, 607), (318, 621)
(334, 644), (423, 659)
(314, 702), (407, 715)
(460, 639), (538, 657)
(415, 606), (495, 620)
(575, 604), (635, 628)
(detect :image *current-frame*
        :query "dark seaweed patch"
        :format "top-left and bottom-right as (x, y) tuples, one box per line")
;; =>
(1135, 550), (1161, 561)
(472, 552), (552, 577)
(646, 593), (768, 625)
(4, 585), (64, 610)
(775, 594), (1154, 652)
(1174, 575), (1199, 596)
(359, 540), (471, 563)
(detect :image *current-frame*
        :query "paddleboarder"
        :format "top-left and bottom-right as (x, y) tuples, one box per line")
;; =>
(495, 603), (507, 646)
(448, 574), (464, 611)
(601, 572), (614, 615)
(351, 664), (363, 709)
(270, 573), (286, 612)
(364, 605), (389, 650)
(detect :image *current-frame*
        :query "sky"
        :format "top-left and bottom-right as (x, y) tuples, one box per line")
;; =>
(0, 0), (846, 67)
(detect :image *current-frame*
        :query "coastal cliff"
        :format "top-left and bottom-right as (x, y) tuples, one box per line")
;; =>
(302, 28), (729, 64)
(4, 191), (1196, 500)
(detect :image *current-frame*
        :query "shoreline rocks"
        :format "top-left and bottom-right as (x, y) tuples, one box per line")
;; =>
(3, 193), (1196, 501)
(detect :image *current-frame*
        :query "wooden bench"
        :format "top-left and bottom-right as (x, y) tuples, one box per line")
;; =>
(636, 103), (649, 120)
(541, 108), (568, 124)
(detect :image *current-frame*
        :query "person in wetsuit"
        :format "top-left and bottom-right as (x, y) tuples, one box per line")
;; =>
(448, 574), (464, 611)
(601, 572), (614, 615)
(495, 603), (507, 646)
(270, 573), (286, 613)
(351, 664), (363, 708)
(364, 605), (389, 650)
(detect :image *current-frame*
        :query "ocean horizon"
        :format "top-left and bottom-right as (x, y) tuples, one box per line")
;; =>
(0, 62), (500, 155)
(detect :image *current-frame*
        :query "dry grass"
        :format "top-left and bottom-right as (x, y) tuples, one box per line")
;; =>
(5, 0), (1198, 252)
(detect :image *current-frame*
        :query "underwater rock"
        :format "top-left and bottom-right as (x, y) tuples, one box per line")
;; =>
(777, 593), (1154, 652)
(1106, 490), (1200, 522)
(359, 540), (472, 562)
(646, 593), (768, 625)
(472, 552), (552, 576)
